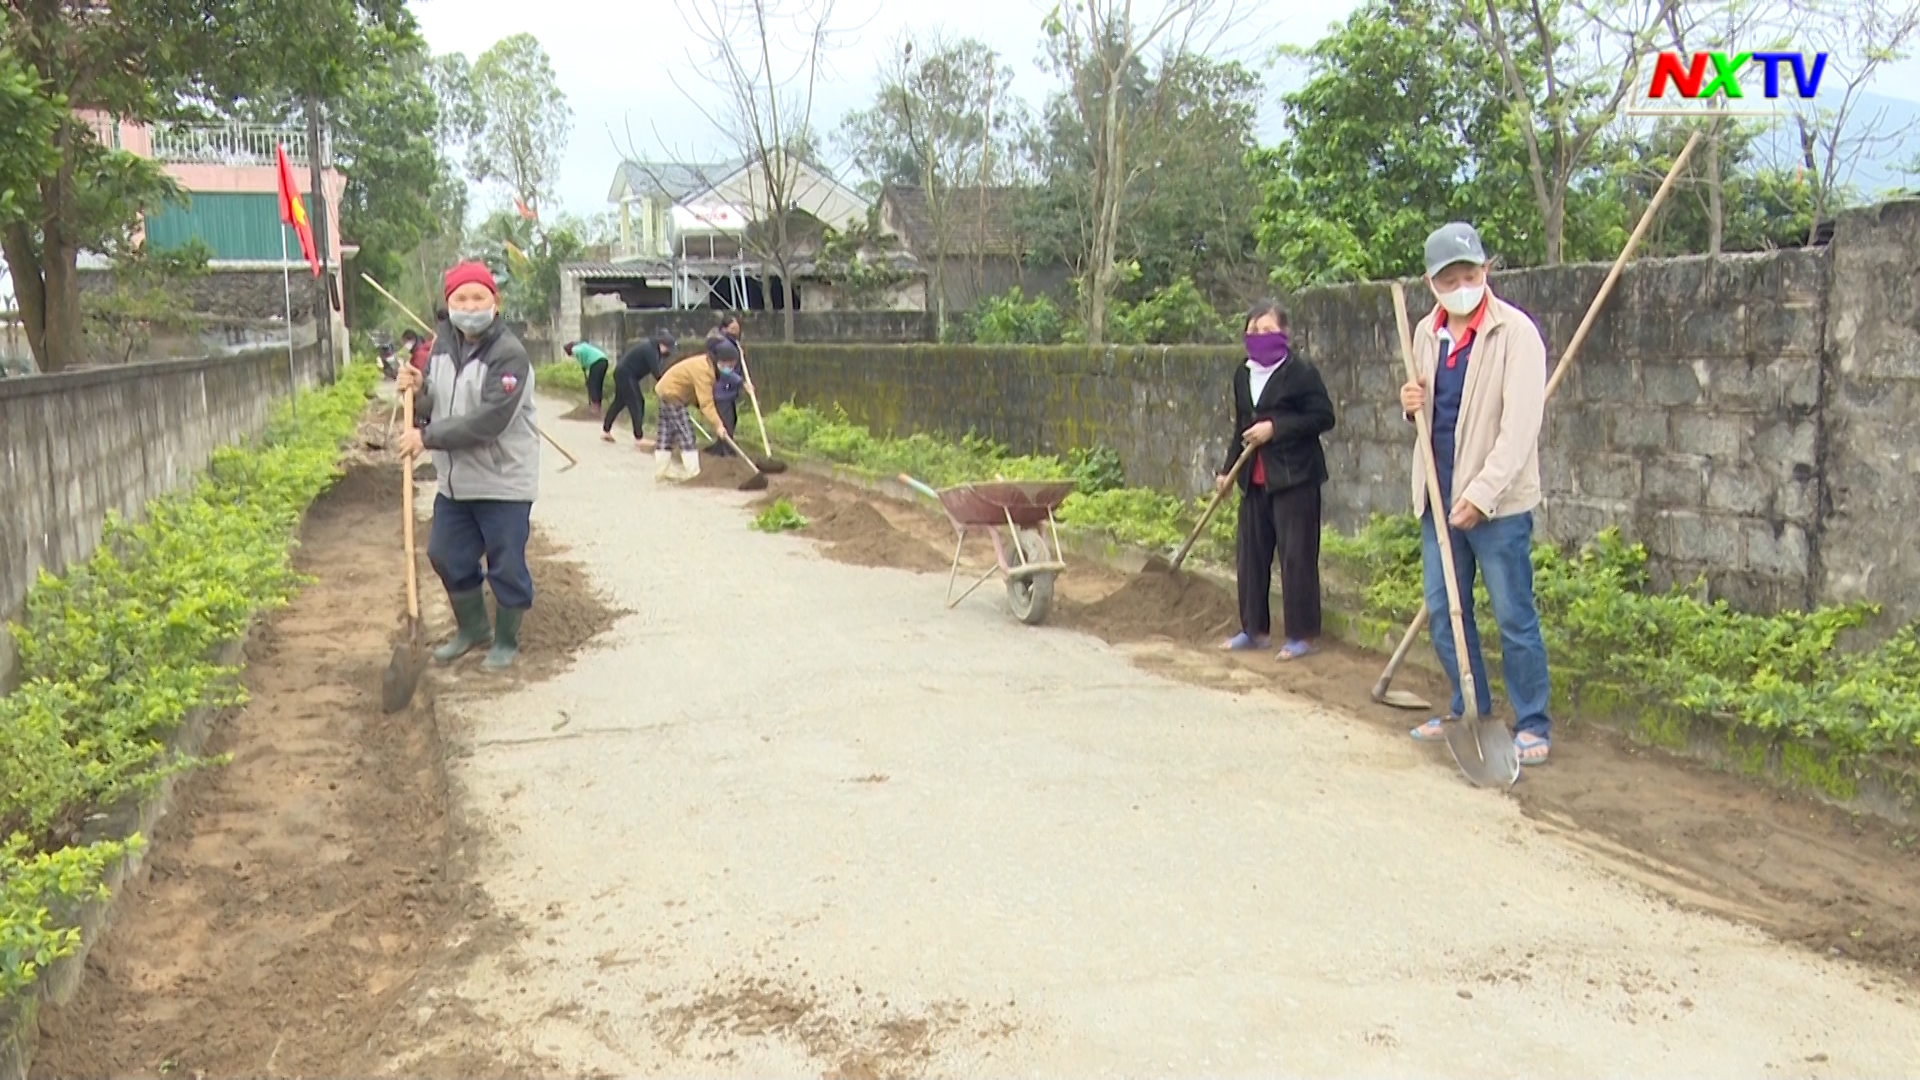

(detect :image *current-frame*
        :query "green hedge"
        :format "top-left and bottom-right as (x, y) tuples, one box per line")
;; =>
(758, 404), (1920, 759)
(0, 364), (377, 998)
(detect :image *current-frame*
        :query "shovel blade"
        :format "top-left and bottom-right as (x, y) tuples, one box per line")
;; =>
(738, 473), (769, 492)
(381, 626), (426, 714)
(1377, 688), (1431, 711)
(754, 457), (789, 474)
(1441, 714), (1521, 788)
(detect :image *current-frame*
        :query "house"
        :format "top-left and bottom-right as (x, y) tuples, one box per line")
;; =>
(80, 115), (351, 360)
(877, 185), (1071, 319)
(558, 153), (926, 346)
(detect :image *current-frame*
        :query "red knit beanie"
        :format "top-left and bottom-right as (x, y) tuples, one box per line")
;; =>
(443, 261), (498, 300)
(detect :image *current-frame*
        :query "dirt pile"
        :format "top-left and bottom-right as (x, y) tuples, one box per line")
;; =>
(752, 490), (950, 574)
(518, 529), (627, 676)
(1062, 570), (1240, 645)
(559, 401), (597, 422)
(29, 461), (540, 1079)
(682, 453), (766, 490)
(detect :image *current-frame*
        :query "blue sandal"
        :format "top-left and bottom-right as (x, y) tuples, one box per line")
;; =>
(1222, 631), (1271, 651)
(1410, 717), (1450, 742)
(1515, 732), (1551, 765)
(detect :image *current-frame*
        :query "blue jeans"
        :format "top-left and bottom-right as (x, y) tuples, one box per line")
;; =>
(1421, 511), (1552, 738)
(428, 496), (534, 609)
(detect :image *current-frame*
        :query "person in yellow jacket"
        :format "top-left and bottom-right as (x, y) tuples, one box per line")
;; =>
(652, 336), (741, 480)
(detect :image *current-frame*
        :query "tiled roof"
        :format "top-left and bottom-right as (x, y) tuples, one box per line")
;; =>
(881, 185), (1031, 258)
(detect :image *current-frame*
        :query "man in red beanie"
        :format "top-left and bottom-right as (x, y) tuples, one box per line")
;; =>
(397, 261), (540, 670)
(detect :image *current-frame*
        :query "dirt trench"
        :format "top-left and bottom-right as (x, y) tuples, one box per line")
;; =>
(30, 456), (621, 1079)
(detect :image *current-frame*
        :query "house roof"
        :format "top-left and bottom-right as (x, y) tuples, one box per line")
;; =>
(609, 159), (745, 203)
(881, 185), (1031, 258)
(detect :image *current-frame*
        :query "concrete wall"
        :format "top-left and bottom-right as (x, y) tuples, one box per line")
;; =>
(0, 343), (327, 686)
(1817, 198), (1920, 629)
(743, 199), (1920, 623)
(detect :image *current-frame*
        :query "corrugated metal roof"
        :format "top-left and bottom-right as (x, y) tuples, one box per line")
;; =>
(609, 159), (746, 203)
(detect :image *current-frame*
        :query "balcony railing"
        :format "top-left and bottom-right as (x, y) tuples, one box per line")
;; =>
(148, 123), (328, 168)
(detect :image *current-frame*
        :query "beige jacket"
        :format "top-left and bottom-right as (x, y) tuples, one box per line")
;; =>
(655, 355), (727, 435)
(1407, 292), (1547, 520)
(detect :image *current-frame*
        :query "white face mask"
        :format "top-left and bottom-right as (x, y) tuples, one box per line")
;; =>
(1434, 283), (1485, 317)
(449, 306), (495, 334)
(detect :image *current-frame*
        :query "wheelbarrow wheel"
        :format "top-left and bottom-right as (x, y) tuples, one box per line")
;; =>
(1007, 528), (1055, 626)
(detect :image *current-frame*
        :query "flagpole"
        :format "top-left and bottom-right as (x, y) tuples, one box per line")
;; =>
(282, 222), (298, 425)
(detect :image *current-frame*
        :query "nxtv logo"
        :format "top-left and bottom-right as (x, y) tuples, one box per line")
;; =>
(1647, 51), (1829, 100)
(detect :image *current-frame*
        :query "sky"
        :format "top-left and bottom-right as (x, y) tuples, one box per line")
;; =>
(409, 0), (1352, 221)
(412, 0), (1920, 224)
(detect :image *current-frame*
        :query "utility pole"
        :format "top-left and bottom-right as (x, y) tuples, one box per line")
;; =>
(306, 93), (335, 381)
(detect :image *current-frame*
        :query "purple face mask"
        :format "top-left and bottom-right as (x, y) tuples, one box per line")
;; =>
(1245, 330), (1289, 368)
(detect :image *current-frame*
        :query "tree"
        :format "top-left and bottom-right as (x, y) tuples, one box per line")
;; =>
(838, 32), (1024, 335)
(474, 208), (585, 326)
(670, 0), (850, 343)
(0, 0), (413, 373)
(1782, 0), (1920, 240)
(1251, 0), (1534, 290)
(1458, 0), (1678, 264)
(330, 26), (444, 324)
(468, 34), (572, 215)
(1039, 0), (1238, 344)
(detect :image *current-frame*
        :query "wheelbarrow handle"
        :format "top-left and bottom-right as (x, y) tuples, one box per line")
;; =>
(898, 474), (941, 502)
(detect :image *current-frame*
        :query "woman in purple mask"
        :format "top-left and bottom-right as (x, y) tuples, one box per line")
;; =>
(1217, 299), (1337, 660)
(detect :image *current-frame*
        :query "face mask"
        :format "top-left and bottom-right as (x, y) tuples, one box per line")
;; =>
(449, 307), (495, 335)
(1244, 330), (1289, 368)
(1434, 284), (1485, 317)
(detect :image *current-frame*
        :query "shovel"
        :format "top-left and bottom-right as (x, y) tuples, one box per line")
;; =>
(381, 392), (427, 714)
(1391, 282), (1518, 789)
(715, 431), (769, 491)
(1371, 617), (1433, 710)
(734, 345), (788, 472)
(1145, 443), (1257, 574)
(691, 414), (786, 474)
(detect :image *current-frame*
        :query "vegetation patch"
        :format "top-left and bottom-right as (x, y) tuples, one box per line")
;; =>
(0, 364), (377, 999)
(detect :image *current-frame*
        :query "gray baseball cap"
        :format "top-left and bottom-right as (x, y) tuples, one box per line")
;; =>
(1424, 222), (1488, 278)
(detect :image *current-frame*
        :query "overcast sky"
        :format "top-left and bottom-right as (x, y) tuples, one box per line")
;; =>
(413, 0), (1920, 223)
(409, 0), (1351, 220)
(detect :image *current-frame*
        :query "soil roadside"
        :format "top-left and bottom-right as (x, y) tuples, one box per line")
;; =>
(29, 453), (622, 1079)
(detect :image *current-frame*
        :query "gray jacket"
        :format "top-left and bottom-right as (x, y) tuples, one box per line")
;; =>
(414, 317), (539, 503)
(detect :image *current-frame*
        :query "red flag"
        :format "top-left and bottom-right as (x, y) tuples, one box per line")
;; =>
(275, 144), (321, 277)
(514, 196), (539, 221)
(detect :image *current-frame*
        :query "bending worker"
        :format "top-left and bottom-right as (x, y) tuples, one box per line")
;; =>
(397, 261), (540, 671)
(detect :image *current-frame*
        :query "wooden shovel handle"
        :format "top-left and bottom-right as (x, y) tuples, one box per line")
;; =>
(1171, 442), (1257, 571)
(401, 391), (420, 622)
(1391, 282), (1479, 722)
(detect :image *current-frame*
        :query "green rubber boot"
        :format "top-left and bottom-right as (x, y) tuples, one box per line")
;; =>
(434, 588), (492, 664)
(483, 606), (525, 670)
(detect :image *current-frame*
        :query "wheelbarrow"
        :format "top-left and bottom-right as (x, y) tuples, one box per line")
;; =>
(899, 475), (1074, 626)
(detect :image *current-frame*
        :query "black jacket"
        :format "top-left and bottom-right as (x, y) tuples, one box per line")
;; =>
(1222, 355), (1336, 493)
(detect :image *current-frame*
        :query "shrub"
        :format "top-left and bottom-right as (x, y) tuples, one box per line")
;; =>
(0, 362), (376, 999)
(964, 288), (1066, 345)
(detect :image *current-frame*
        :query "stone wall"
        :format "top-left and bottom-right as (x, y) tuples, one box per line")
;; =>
(0, 343), (327, 686)
(744, 198), (1920, 623)
(1817, 198), (1920, 630)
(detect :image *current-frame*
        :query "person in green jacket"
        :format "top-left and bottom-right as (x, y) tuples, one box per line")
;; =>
(565, 340), (611, 416)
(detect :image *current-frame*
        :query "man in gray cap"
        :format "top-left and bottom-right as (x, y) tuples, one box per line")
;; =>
(1398, 222), (1554, 765)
